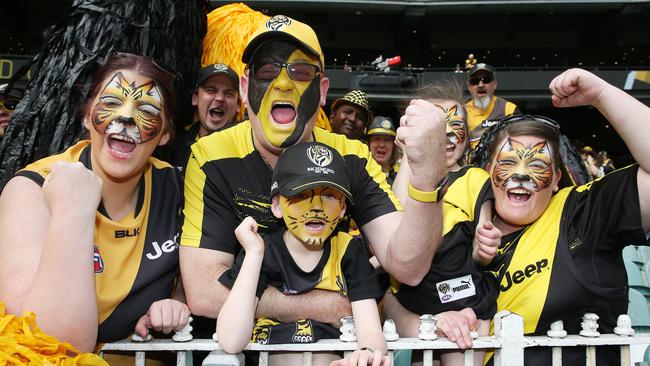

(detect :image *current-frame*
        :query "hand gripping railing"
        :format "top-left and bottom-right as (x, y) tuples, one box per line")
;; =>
(99, 311), (650, 366)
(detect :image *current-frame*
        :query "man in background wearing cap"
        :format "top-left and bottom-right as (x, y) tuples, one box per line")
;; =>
(367, 116), (399, 185)
(465, 63), (520, 151)
(330, 89), (373, 140)
(0, 82), (25, 140)
(180, 15), (448, 333)
(168, 63), (240, 169)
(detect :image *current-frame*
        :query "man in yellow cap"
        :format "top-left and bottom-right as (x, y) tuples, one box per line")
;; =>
(366, 116), (399, 185)
(330, 89), (373, 140)
(180, 15), (448, 333)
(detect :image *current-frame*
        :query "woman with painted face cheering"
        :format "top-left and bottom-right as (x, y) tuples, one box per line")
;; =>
(465, 68), (650, 365)
(0, 53), (189, 354)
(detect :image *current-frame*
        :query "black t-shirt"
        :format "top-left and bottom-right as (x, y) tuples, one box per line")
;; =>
(181, 121), (401, 255)
(219, 230), (384, 345)
(394, 166), (498, 319)
(486, 164), (648, 365)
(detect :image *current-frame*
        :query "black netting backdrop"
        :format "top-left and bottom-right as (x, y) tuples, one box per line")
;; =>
(0, 0), (207, 188)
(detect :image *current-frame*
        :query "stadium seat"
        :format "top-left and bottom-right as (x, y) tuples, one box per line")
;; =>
(638, 246), (650, 264)
(626, 258), (650, 295)
(393, 349), (412, 366)
(624, 245), (643, 268)
(628, 288), (650, 332)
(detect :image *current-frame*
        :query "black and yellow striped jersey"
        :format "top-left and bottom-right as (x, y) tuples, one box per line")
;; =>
(181, 120), (401, 255)
(393, 166), (499, 319)
(486, 164), (647, 365)
(17, 141), (182, 343)
(219, 229), (383, 344)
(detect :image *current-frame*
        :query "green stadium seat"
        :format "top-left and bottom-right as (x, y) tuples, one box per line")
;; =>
(628, 288), (650, 332)
(393, 349), (412, 366)
(626, 257), (650, 294)
(624, 245), (643, 267)
(637, 246), (650, 264)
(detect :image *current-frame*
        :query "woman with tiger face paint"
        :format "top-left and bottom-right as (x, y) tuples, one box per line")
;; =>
(0, 53), (190, 354)
(455, 68), (650, 366)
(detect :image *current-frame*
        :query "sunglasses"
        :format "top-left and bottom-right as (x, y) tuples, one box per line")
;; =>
(0, 99), (19, 113)
(468, 75), (495, 85)
(500, 114), (561, 131)
(250, 62), (321, 82)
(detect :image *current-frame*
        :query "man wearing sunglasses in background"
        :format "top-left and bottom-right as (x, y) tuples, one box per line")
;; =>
(0, 83), (25, 140)
(180, 15), (449, 338)
(465, 63), (520, 151)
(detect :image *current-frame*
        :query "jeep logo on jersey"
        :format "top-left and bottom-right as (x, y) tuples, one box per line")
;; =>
(93, 245), (104, 273)
(266, 15), (291, 31)
(500, 258), (549, 292)
(146, 233), (179, 260)
(307, 145), (333, 167)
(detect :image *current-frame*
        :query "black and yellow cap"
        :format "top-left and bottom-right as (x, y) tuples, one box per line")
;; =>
(242, 15), (324, 68)
(271, 142), (353, 203)
(330, 90), (373, 126)
(366, 116), (396, 137)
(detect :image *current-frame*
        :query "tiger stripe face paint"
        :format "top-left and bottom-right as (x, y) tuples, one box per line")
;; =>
(445, 105), (466, 146)
(493, 137), (553, 192)
(489, 135), (559, 228)
(280, 187), (345, 247)
(92, 72), (164, 144)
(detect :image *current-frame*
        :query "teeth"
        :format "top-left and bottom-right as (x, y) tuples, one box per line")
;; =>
(273, 102), (293, 108)
(509, 189), (530, 195)
(111, 134), (135, 143)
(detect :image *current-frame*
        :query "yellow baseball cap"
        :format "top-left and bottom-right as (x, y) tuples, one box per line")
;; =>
(242, 15), (324, 69)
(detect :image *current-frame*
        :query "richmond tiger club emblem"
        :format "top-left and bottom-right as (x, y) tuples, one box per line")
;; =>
(213, 64), (228, 72)
(266, 15), (292, 31)
(307, 145), (333, 167)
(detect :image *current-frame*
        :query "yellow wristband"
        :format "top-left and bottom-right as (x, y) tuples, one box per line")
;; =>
(407, 176), (448, 203)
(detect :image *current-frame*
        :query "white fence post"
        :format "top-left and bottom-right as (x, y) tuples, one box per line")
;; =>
(493, 311), (524, 366)
(201, 350), (244, 366)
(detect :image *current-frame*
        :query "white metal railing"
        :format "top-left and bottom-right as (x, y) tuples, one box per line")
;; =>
(100, 311), (650, 366)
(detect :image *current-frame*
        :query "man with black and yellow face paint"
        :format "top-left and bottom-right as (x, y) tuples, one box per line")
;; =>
(180, 15), (449, 331)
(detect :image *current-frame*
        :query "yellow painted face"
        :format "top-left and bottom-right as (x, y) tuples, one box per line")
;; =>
(92, 72), (164, 143)
(493, 137), (553, 192)
(445, 105), (466, 145)
(280, 187), (345, 247)
(247, 41), (322, 148)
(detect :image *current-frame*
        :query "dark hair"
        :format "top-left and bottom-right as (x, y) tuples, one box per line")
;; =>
(487, 119), (561, 172)
(84, 53), (177, 141)
(413, 79), (469, 164)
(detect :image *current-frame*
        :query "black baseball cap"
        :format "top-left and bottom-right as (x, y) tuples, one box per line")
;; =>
(271, 142), (353, 203)
(195, 63), (239, 89)
(367, 116), (396, 137)
(469, 63), (496, 77)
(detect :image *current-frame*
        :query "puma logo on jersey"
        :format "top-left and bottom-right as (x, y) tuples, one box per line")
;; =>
(115, 228), (140, 238)
(146, 233), (179, 260)
(500, 258), (548, 291)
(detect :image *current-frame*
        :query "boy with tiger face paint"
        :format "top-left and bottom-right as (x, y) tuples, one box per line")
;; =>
(217, 141), (389, 366)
